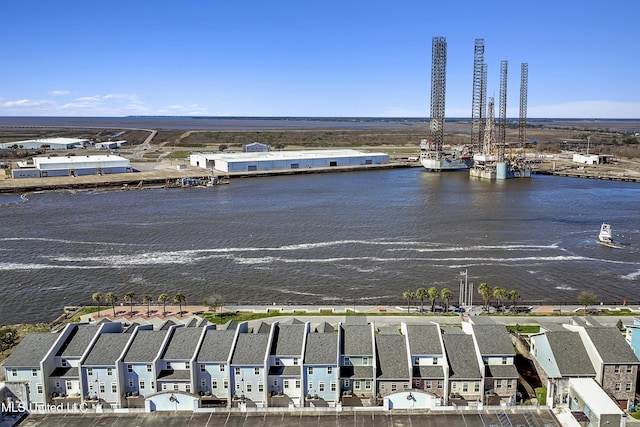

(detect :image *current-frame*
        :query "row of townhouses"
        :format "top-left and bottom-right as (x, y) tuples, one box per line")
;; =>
(2, 316), (520, 411)
(4, 314), (637, 414)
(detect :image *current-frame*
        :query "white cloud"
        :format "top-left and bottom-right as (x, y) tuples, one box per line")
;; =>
(2, 99), (55, 108)
(49, 90), (71, 96)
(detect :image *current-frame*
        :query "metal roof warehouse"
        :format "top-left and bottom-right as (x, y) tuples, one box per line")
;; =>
(189, 149), (389, 173)
(12, 154), (133, 178)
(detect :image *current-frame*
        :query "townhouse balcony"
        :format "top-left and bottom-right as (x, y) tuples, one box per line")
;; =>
(304, 394), (329, 408)
(50, 392), (82, 405)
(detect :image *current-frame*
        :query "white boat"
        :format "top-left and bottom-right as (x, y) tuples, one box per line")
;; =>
(597, 223), (624, 248)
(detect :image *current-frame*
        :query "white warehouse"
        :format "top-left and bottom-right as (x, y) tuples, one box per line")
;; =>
(12, 155), (133, 178)
(189, 149), (390, 173)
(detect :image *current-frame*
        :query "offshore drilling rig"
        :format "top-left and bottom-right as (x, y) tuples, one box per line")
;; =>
(469, 38), (531, 180)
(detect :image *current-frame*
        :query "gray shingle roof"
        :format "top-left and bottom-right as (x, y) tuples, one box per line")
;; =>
(57, 325), (99, 358)
(304, 333), (338, 365)
(406, 324), (443, 355)
(340, 365), (374, 379)
(271, 324), (305, 356)
(196, 329), (236, 363)
(162, 327), (203, 360)
(376, 335), (410, 380)
(123, 330), (168, 363)
(486, 364), (519, 379)
(231, 333), (269, 365)
(83, 334), (131, 366)
(584, 327), (640, 364)
(3, 333), (58, 367)
(315, 322), (335, 333)
(472, 325), (515, 356)
(157, 369), (191, 380)
(546, 331), (596, 377)
(341, 325), (373, 356)
(413, 365), (445, 379)
(442, 332), (482, 380)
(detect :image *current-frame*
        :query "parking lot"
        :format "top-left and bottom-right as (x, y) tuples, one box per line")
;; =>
(14, 409), (560, 427)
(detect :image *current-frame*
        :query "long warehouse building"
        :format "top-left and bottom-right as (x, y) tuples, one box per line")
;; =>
(190, 149), (390, 173)
(12, 154), (133, 178)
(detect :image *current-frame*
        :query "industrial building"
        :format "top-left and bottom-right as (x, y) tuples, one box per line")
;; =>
(94, 140), (128, 150)
(0, 137), (90, 150)
(11, 155), (133, 178)
(190, 149), (389, 173)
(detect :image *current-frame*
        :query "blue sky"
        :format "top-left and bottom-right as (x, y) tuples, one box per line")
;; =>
(1, 0), (639, 118)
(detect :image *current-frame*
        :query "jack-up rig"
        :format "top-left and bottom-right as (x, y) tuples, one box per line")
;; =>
(420, 37), (473, 171)
(469, 40), (531, 180)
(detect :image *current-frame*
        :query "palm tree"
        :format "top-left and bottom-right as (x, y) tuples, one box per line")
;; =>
(427, 287), (439, 313)
(124, 292), (136, 316)
(105, 292), (118, 317)
(402, 290), (414, 314)
(174, 292), (186, 317)
(415, 288), (427, 314)
(478, 282), (491, 310)
(92, 292), (103, 317)
(508, 290), (521, 307)
(441, 288), (453, 312)
(158, 294), (169, 316)
(493, 286), (505, 311)
(142, 294), (153, 317)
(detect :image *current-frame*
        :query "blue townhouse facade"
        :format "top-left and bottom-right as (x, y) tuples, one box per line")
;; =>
(302, 322), (340, 407)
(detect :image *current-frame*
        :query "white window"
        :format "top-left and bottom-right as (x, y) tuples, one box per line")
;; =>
(462, 382), (468, 392)
(295, 380), (300, 389)
(502, 357), (508, 365)
(201, 364), (206, 372)
(163, 384), (167, 391)
(212, 379), (218, 389)
(185, 362), (190, 369)
(275, 358), (280, 366)
(475, 382), (480, 392)
(293, 358), (299, 365)
(365, 380), (371, 390)
(32, 368), (38, 377)
(615, 382), (621, 392)
(185, 384), (190, 393)
(66, 382), (72, 390)
(330, 382), (336, 392)
(258, 382), (264, 392)
(391, 383), (397, 392)
(507, 379), (513, 389)
(284, 380), (289, 389)
(432, 357), (438, 365)
(128, 379), (134, 388)
(319, 382), (325, 392)
(173, 384), (179, 391)
(307, 381), (312, 391)
(235, 368), (241, 376)
(308, 367), (314, 375)
(426, 380), (432, 389)
(614, 365), (621, 373)
(626, 382), (633, 392)
(362, 357), (369, 365)
(344, 379), (350, 388)
(37, 384), (43, 394)
(128, 365), (133, 373)
(254, 367), (260, 375)
(354, 381), (361, 390)
(627, 365), (633, 373)
(246, 382), (252, 393)
(107, 368), (113, 376)
(437, 380), (443, 389)
(166, 362), (172, 369)
(11, 369), (16, 377)
(151, 381), (155, 390)
(201, 379), (206, 387)
(403, 383), (409, 389)
(146, 364), (152, 372)
(140, 380), (145, 389)
(61, 359), (67, 367)
(496, 379), (502, 388)
(99, 383), (105, 393)
(219, 365), (225, 372)
(327, 366), (332, 374)
(111, 383), (117, 393)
